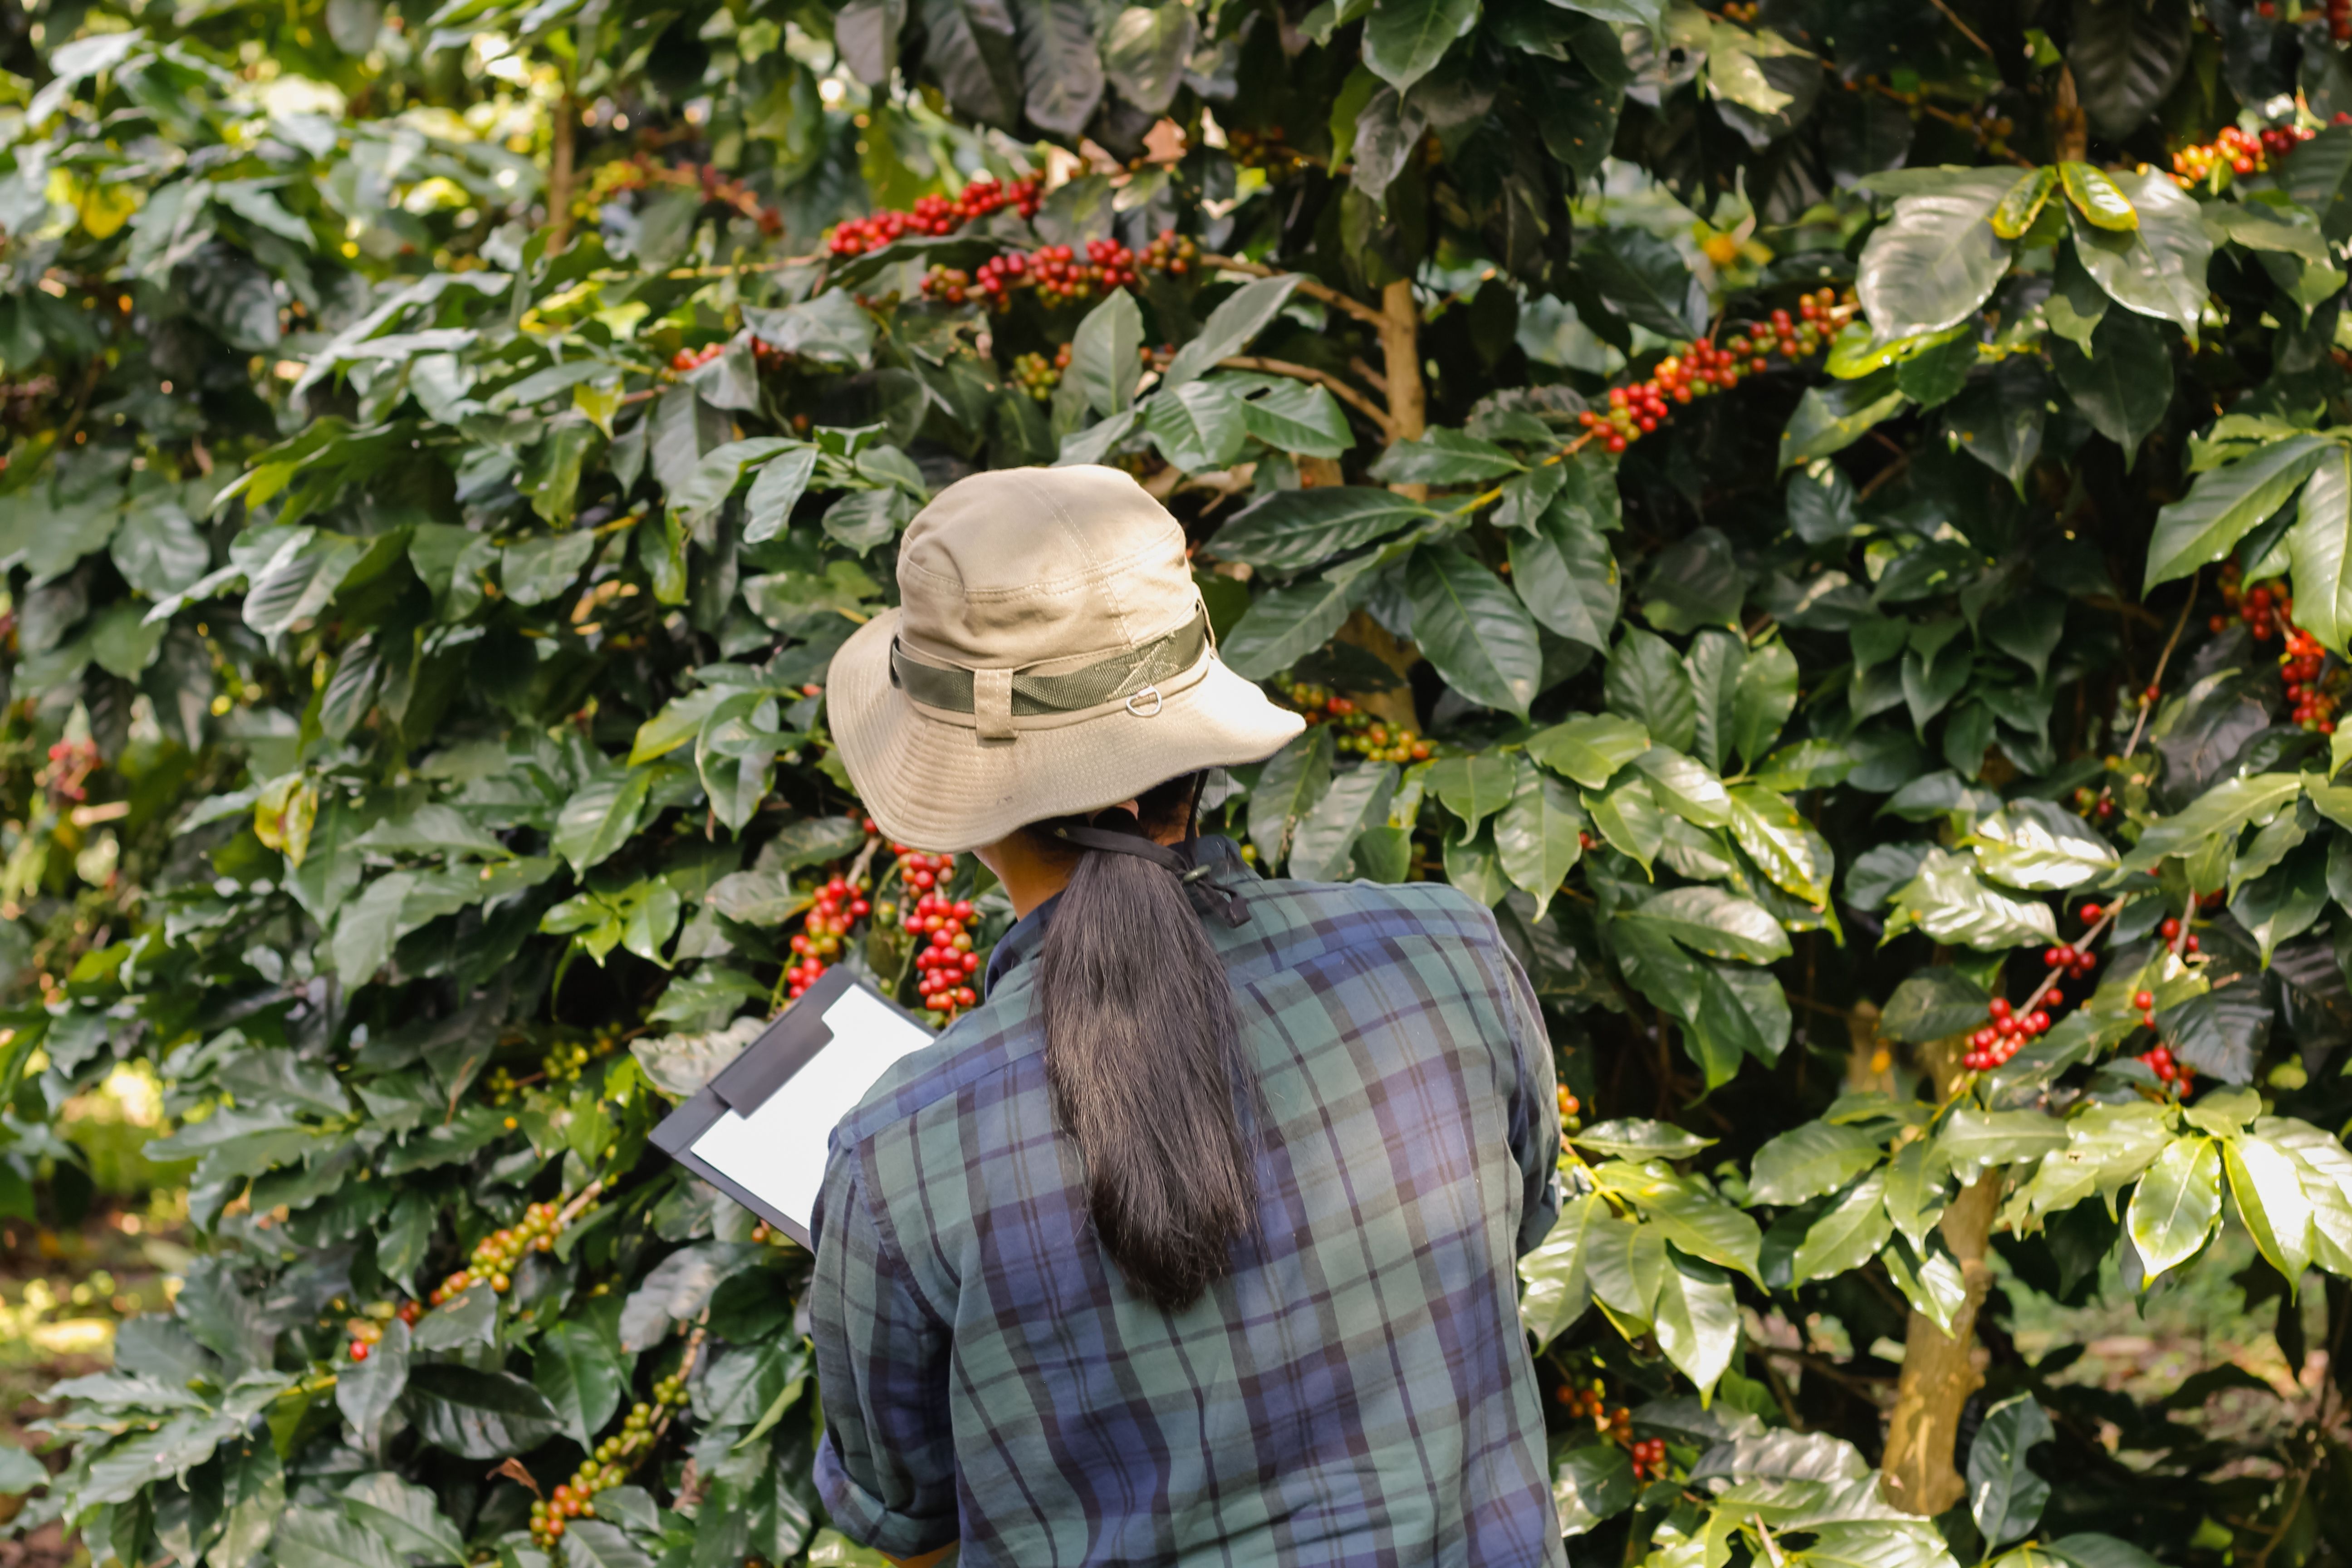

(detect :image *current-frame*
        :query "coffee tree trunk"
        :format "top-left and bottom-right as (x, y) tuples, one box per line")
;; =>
(1879, 1031), (2001, 1515)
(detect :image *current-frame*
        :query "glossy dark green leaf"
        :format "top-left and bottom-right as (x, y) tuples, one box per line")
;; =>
(2051, 304), (2171, 461)
(1508, 495), (1619, 647)
(1854, 169), (2019, 339)
(1219, 575), (1362, 680)
(1212, 487), (1436, 572)
(1779, 370), (1908, 469)
(1602, 626), (1697, 752)
(1407, 545), (1542, 716)
(1249, 726), (1336, 863)
(1576, 227), (1707, 339)
(2068, 0), (2191, 139)
(1879, 968), (1991, 1043)
(2069, 169), (2214, 338)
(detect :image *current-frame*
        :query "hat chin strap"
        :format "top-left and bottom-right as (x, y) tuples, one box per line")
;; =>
(1052, 807), (1250, 927)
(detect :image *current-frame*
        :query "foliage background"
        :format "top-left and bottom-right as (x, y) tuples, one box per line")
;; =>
(3, 0), (2352, 1563)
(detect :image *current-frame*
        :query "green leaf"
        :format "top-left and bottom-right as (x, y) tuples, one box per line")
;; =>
(271, 1507), (404, 1568)
(553, 769), (655, 875)
(1527, 713), (1652, 789)
(1571, 1119), (1717, 1161)
(2127, 1135), (2222, 1281)
(1507, 495), (1619, 651)
(2050, 305), (2171, 461)
(1235, 380), (1354, 458)
(2223, 1133), (2314, 1282)
(1727, 784), (1833, 907)
(1407, 545), (1542, 716)
(1368, 428), (1524, 485)
(2288, 441), (2352, 654)
(535, 1319), (627, 1449)
(1796, 1522), (1961, 1568)
(1730, 642), (1798, 769)
(2069, 169), (2214, 338)
(1854, 169), (2019, 339)
(1603, 627), (1697, 751)
(2058, 161), (2137, 230)
(1634, 745), (1732, 828)
(2121, 772), (2302, 870)
(339, 1473), (466, 1565)
(2145, 435), (2331, 591)
(113, 488), (211, 598)
(1602, 1165), (1763, 1282)
(1966, 799), (2121, 890)
(1550, 1443), (1637, 1536)
(1101, 3), (1197, 112)
(1968, 1392), (2055, 1548)
(1248, 726), (1335, 864)
(1425, 750), (1519, 827)
(1494, 755), (1584, 915)
(1219, 575), (1362, 679)
(333, 1320), (408, 1449)
(1791, 1168), (1894, 1283)
(1576, 227), (1707, 339)
(1751, 1122), (1886, 1206)
(1161, 274), (1302, 388)
(1779, 371), (1911, 469)
(1145, 380), (1250, 472)
(1650, 1249), (1740, 1398)
(1070, 289), (1142, 416)
(1880, 970), (1992, 1043)
(2067, 0), (2191, 139)
(1624, 884), (1789, 963)
(1212, 487), (1435, 572)
(1586, 776), (1667, 874)
(405, 1363), (564, 1460)
(1013, 0), (1105, 135)
(1885, 847), (2057, 950)
(1519, 1191), (1602, 1346)
(562, 1521), (661, 1568)
(1989, 166), (2058, 240)
(1289, 763), (1397, 881)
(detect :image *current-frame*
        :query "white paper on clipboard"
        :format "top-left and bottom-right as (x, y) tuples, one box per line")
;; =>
(686, 983), (933, 1237)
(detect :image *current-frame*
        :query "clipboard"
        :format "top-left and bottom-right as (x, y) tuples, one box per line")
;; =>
(647, 966), (936, 1249)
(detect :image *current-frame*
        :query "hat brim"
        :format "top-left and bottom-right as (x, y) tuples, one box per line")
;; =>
(826, 608), (1308, 852)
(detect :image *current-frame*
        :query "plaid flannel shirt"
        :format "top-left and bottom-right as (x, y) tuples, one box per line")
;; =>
(808, 841), (1564, 1567)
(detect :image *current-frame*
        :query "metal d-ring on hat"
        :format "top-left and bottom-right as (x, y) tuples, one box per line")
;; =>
(823, 465), (1306, 853)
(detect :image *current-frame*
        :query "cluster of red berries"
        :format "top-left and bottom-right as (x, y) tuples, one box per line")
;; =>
(669, 342), (724, 373)
(786, 867), (874, 1000)
(1575, 291), (1852, 455)
(1010, 344), (1073, 402)
(43, 737), (98, 806)
(895, 848), (980, 1018)
(1283, 683), (1431, 763)
(2171, 120), (2331, 184)
(1628, 1437), (1669, 1482)
(1555, 1379), (1632, 1436)
(2212, 564), (2339, 731)
(2069, 781), (2119, 822)
(1964, 995), (2052, 1072)
(2136, 1039), (2198, 1095)
(1140, 230), (1200, 276)
(1556, 1083), (1582, 1145)
(2040, 942), (2099, 983)
(345, 1300), (422, 1362)
(826, 176), (1044, 258)
(426, 1199), (583, 1305)
(527, 1375), (691, 1546)
(2158, 915), (2202, 955)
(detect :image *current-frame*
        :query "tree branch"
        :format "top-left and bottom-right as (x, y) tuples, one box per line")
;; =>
(1216, 355), (1397, 440)
(1201, 253), (1387, 328)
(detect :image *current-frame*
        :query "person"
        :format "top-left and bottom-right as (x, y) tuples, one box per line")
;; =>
(812, 464), (1566, 1567)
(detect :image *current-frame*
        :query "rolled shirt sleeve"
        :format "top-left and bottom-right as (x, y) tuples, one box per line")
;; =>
(808, 1141), (960, 1559)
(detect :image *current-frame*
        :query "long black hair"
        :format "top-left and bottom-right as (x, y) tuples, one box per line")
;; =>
(1029, 773), (1256, 1310)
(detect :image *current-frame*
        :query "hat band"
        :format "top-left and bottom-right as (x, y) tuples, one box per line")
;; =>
(888, 607), (1210, 725)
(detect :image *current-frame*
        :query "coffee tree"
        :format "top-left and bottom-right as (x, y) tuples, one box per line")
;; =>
(6, 0), (2352, 1562)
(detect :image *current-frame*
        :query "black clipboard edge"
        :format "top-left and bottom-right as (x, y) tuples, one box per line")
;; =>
(651, 1087), (818, 1250)
(648, 972), (933, 1254)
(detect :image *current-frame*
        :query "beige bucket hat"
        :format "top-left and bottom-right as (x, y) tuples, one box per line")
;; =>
(826, 465), (1306, 852)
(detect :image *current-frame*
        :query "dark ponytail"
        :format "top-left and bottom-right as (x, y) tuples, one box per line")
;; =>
(1031, 774), (1256, 1310)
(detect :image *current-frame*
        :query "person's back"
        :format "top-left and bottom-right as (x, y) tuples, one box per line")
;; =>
(809, 846), (1565, 1566)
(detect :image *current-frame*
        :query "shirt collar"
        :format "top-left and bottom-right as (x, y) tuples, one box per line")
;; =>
(981, 835), (1252, 997)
